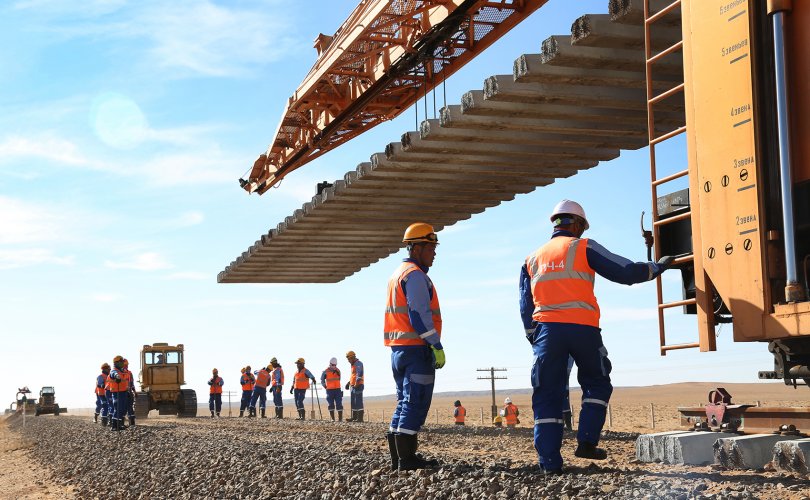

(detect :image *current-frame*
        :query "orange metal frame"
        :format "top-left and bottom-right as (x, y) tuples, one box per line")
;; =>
(242, 0), (548, 195)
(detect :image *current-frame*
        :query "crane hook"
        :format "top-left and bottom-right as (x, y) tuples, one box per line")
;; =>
(641, 211), (653, 261)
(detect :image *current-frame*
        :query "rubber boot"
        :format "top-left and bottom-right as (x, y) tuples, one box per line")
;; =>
(216, 412), (221, 419)
(563, 411), (573, 431)
(345, 410), (354, 422)
(574, 442), (608, 460)
(386, 432), (399, 470)
(101, 416), (108, 427)
(276, 407), (283, 419)
(329, 410), (335, 421)
(210, 411), (215, 419)
(395, 433), (436, 470)
(111, 419), (120, 431)
(357, 410), (364, 423)
(261, 408), (266, 418)
(338, 410), (343, 422)
(239, 410), (244, 417)
(250, 407), (256, 418)
(93, 413), (99, 423)
(129, 416), (136, 427)
(413, 433), (439, 466)
(298, 409), (306, 420)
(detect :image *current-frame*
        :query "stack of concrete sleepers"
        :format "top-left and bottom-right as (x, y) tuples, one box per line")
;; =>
(218, 0), (684, 283)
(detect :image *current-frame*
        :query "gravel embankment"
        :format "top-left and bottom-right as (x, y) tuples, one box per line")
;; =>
(7, 415), (810, 499)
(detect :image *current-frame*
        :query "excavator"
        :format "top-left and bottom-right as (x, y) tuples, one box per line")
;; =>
(223, 0), (810, 411)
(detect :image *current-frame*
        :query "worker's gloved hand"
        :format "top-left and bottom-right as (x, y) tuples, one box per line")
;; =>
(345, 382), (351, 390)
(431, 346), (446, 369)
(289, 387), (294, 395)
(652, 255), (675, 278)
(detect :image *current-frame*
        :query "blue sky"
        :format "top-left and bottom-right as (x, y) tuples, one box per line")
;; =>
(1, 0), (772, 410)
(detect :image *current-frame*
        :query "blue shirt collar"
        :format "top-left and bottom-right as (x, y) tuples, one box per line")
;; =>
(403, 257), (429, 273)
(552, 229), (576, 238)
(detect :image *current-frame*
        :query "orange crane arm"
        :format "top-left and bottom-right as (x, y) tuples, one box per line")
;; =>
(241, 0), (548, 195)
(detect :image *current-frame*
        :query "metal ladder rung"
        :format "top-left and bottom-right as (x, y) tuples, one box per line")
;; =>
(672, 254), (694, 265)
(647, 41), (684, 66)
(653, 210), (691, 227)
(652, 168), (689, 186)
(661, 342), (700, 352)
(645, 0), (682, 26)
(649, 83), (685, 106)
(650, 125), (687, 145)
(658, 297), (697, 310)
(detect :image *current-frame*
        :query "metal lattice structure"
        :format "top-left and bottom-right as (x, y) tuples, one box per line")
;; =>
(242, 0), (548, 195)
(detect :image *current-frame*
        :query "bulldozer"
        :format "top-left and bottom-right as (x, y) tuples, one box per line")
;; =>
(35, 386), (65, 416)
(134, 343), (197, 419)
(5, 387), (37, 415)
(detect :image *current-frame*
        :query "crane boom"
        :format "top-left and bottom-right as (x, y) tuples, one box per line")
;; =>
(241, 0), (548, 195)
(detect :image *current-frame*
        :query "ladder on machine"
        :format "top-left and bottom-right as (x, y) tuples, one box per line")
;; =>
(644, 0), (710, 355)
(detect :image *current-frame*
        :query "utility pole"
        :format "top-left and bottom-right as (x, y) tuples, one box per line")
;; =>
(477, 367), (507, 420)
(223, 391), (238, 417)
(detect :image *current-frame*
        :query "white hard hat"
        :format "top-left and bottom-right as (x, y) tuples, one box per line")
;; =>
(329, 357), (337, 365)
(550, 199), (589, 230)
(505, 397), (512, 404)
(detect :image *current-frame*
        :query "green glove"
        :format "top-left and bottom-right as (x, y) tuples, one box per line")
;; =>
(431, 346), (446, 369)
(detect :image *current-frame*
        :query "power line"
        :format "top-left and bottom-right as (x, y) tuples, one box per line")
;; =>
(476, 367), (507, 420)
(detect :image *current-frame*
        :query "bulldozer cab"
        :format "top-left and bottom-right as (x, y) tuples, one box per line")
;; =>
(140, 343), (186, 391)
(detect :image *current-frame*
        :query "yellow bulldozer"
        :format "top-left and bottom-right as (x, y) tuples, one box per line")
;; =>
(134, 343), (197, 419)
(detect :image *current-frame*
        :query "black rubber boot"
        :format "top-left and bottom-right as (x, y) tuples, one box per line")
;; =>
(298, 409), (306, 420)
(93, 413), (99, 423)
(386, 432), (399, 470)
(338, 410), (343, 422)
(413, 434), (439, 466)
(101, 416), (108, 427)
(574, 442), (608, 460)
(210, 411), (215, 419)
(329, 410), (335, 421)
(261, 408), (266, 418)
(276, 407), (283, 419)
(129, 416), (136, 427)
(356, 410), (364, 422)
(395, 434), (436, 470)
(216, 412), (221, 418)
(239, 410), (244, 417)
(563, 411), (573, 431)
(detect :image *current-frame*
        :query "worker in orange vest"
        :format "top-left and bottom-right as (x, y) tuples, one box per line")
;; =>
(270, 358), (284, 419)
(122, 358), (136, 427)
(520, 199), (673, 474)
(107, 355), (130, 431)
(239, 366), (255, 417)
(320, 357), (343, 421)
(344, 351), (364, 422)
(290, 358), (316, 420)
(94, 362), (110, 425)
(384, 223), (445, 471)
(208, 368), (224, 418)
(453, 400), (466, 426)
(250, 364), (271, 418)
(502, 397), (519, 428)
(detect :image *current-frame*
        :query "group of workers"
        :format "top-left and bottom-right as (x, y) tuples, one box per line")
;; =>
(382, 201), (673, 473)
(94, 355), (135, 431)
(452, 398), (522, 428)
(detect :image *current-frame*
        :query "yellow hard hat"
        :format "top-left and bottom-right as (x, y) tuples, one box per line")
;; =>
(240, 367), (245, 373)
(296, 357), (305, 364)
(403, 222), (438, 244)
(267, 365), (273, 371)
(345, 350), (356, 358)
(113, 355), (124, 363)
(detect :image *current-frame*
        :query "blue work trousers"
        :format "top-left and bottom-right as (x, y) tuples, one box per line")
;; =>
(350, 385), (364, 413)
(325, 388), (343, 411)
(272, 386), (283, 409)
(530, 322), (613, 471)
(250, 387), (267, 410)
(127, 391), (135, 418)
(209, 393), (222, 413)
(389, 345), (435, 435)
(293, 388), (306, 410)
(111, 391), (128, 424)
(95, 394), (108, 416)
(240, 390), (252, 411)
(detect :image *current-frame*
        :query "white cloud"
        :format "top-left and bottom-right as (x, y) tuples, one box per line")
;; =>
(0, 249), (74, 269)
(91, 293), (121, 302)
(167, 271), (208, 281)
(105, 252), (172, 271)
(600, 307), (659, 323)
(0, 134), (90, 167)
(172, 211), (205, 228)
(0, 196), (71, 244)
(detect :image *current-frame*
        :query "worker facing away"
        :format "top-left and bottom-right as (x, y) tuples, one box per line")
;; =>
(270, 358), (284, 418)
(453, 400), (466, 426)
(122, 358), (136, 427)
(519, 199), (674, 475)
(208, 368), (224, 418)
(239, 366), (255, 417)
(344, 350), (364, 422)
(249, 364), (272, 418)
(291, 358), (316, 420)
(107, 355), (130, 431)
(502, 397), (520, 428)
(384, 223), (445, 471)
(321, 358), (344, 421)
(94, 363), (110, 425)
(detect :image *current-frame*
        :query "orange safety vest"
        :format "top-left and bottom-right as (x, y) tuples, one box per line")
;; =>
(384, 262), (442, 346)
(95, 373), (107, 396)
(504, 404), (519, 426)
(209, 376), (223, 394)
(350, 361), (363, 386)
(255, 369), (271, 389)
(294, 369), (311, 390)
(123, 369), (134, 391)
(108, 370), (129, 393)
(271, 367), (284, 387)
(324, 367), (341, 390)
(455, 405), (466, 424)
(525, 236), (600, 328)
(241, 373), (255, 391)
